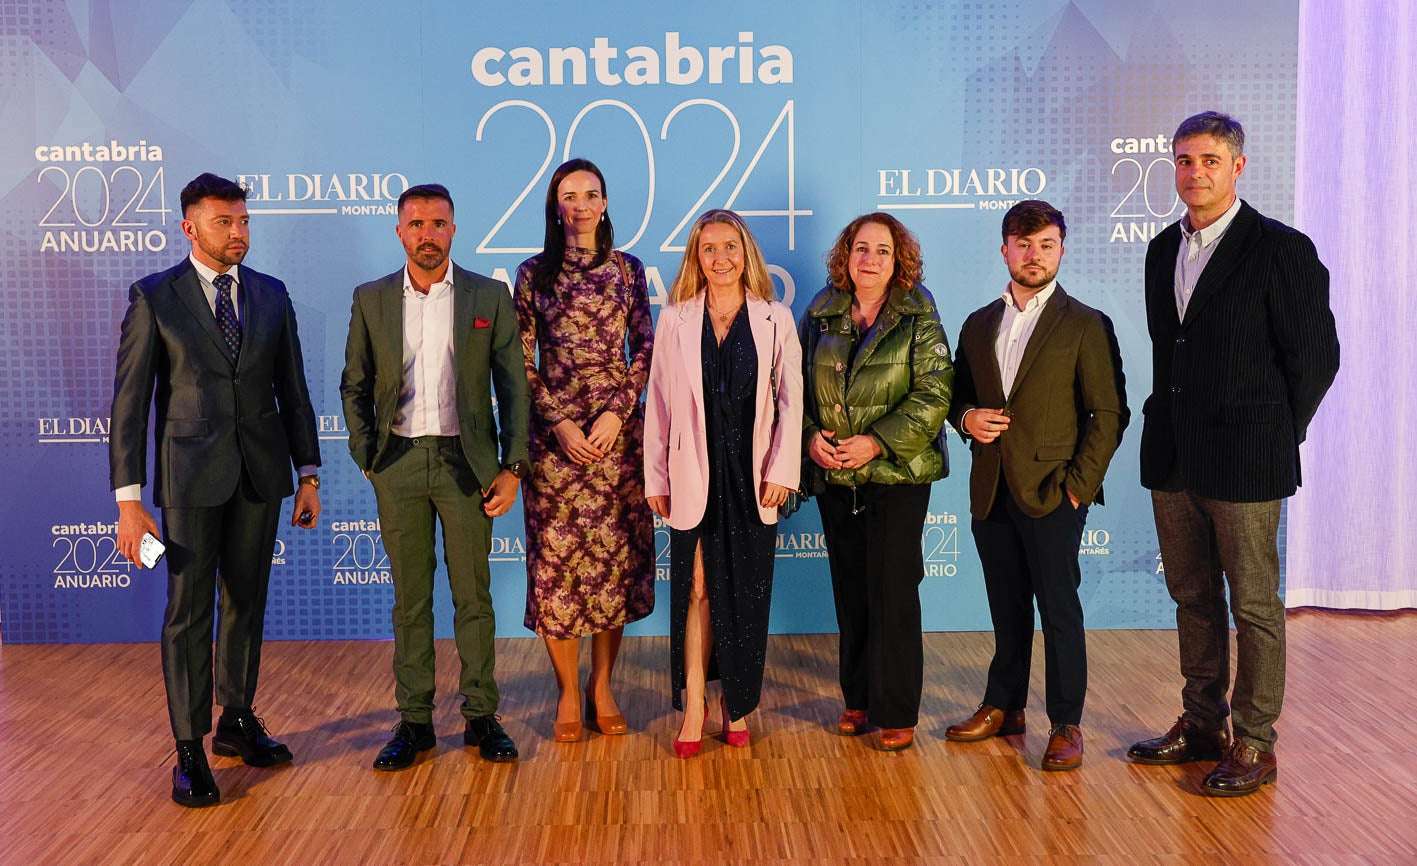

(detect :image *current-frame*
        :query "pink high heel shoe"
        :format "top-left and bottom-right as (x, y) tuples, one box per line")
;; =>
(720, 696), (750, 748)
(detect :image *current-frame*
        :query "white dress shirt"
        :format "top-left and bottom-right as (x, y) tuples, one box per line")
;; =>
(1174, 196), (1242, 320)
(995, 281), (1057, 396)
(391, 264), (460, 438)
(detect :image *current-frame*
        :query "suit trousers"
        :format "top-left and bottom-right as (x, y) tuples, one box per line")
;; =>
(1151, 490), (1283, 751)
(160, 469), (282, 741)
(817, 482), (932, 730)
(971, 483), (1089, 726)
(371, 436), (499, 723)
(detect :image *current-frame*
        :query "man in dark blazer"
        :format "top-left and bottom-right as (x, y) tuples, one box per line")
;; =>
(110, 173), (322, 808)
(944, 200), (1128, 772)
(1127, 112), (1339, 797)
(340, 183), (530, 770)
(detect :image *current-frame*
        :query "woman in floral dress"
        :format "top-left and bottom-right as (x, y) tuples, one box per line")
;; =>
(514, 158), (655, 742)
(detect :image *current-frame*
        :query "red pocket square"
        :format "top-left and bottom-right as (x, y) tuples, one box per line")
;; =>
(473, 317), (491, 329)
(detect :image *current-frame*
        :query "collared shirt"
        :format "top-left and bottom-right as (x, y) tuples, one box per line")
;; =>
(1174, 196), (1242, 320)
(391, 263), (460, 438)
(189, 253), (240, 321)
(995, 281), (1056, 396)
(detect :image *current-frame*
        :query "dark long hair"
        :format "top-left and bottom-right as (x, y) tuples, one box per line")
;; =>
(532, 158), (615, 293)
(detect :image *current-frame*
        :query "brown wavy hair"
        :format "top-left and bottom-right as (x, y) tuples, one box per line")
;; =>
(825, 212), (923, 293)
(668, 209), (775, 304)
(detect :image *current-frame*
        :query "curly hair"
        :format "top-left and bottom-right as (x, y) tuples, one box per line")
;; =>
(825, 212), (923, 293)
(668, 209), (775, 304)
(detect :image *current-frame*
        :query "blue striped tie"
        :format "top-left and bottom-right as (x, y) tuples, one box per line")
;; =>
(213, 273), (241, 359)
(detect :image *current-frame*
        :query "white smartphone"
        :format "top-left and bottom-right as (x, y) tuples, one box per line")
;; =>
(139, 532), (166, 568)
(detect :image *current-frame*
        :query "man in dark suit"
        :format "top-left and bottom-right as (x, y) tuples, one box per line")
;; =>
(1127, 112), (1339, 796)
(944, 200), (1128, 772)
(110, 173), (322, 808)
(340, 183), (530, 769)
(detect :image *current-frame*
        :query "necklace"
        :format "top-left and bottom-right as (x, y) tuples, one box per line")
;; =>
(706, 298), (743, 324)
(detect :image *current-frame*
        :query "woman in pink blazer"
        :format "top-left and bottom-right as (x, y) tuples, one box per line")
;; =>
(644, 209), (803, 757)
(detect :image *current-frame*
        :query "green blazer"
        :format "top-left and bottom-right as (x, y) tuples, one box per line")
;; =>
(948, 284), (1129, 520)
(340, 264), (530, 488)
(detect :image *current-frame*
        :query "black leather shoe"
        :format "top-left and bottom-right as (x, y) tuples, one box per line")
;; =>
(172, 740), (220, 808)
(464, 715), (518, 762)
(1127, 716), (1231, 765)
(212, 710), (293, 767)
(1201, 741), (1277, 797)
(373, 720), (437, 771)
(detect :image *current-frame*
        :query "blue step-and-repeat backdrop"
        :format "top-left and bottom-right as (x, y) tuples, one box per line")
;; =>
(0, 0), (1298, 643)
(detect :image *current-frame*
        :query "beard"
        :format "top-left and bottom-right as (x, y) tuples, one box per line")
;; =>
(408, 243), (448, 271)
(1010, 264), (1056, 290)
(194, 226), (247, 267)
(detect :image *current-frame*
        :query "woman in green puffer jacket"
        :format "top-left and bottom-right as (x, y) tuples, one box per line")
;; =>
(799, 212), (953, 752)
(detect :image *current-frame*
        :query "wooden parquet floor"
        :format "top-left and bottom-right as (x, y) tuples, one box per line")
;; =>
(1, 609), (1414, 865)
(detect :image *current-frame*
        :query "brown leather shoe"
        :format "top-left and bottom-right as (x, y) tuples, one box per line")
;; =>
(1042, 724), (1083, 771)
(945, 704), (1026, 742)
(1127, 717), (1231, 765)
(837, 709), (870, 736)
(1201, 741), (1277, 797)
(880, 727), (915, 751)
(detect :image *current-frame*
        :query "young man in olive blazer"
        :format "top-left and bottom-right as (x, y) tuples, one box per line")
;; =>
(946, 200), (1128, 771)
(340, 184), (530, 769)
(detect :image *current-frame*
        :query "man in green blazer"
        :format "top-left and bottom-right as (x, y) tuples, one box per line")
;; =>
(340, 183), (531, 769)
(945, 200), (1128, 772)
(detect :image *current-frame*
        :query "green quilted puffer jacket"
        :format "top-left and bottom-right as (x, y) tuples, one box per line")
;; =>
(799, 283), (954, 487)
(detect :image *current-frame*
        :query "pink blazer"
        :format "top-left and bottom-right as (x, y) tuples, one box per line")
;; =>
(644, 294), (803, 530)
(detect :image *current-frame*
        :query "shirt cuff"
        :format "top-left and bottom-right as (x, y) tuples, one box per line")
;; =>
(297, 465), (318, 478)
(114, 484), (141, 502)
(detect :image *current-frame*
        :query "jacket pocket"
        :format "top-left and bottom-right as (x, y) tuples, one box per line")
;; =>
(165, 419), (210, 437)
(1035, 444), (1073, 462)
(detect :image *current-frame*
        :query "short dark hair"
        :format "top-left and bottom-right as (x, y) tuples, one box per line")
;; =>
(180, 173), (247, 216)
(1173, 111), (1245, 159)
(398, 183), (454, 216)
(1001, 199), (1066, 243)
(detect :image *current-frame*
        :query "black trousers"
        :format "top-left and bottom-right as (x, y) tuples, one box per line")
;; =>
(160, 469), (282, 741)
(817, 482), (932, 730)
(971, 483), (1089, 726)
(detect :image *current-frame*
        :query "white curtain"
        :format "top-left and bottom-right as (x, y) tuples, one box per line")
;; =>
(1287, 0), (1416, 608)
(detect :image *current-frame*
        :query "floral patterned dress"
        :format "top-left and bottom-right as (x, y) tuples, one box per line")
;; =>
(514, 247), (656, 638)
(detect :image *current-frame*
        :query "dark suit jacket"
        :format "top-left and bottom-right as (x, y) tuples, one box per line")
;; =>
(1140, 201), (1339, 502)
(109, 258), (321, 507)
(949, 285), (1129, 520)
(340, 264), (530, 487)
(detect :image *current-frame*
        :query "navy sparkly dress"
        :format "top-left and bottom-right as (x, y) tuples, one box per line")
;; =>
(668, 308), (776, 720)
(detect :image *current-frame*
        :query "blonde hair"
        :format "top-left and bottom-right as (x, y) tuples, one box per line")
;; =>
(668, 209), (776, 304)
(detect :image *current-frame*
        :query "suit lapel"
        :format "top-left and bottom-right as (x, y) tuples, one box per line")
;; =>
(173, 263), (236, 367)
(1148, 225), (1183, 331)
(679, 297), (706, 417)
(976, 300), (1007, 405)
(1008, 286), (1067, 399)
(746, 296), (775, 412)
(451, 267), (474, 384)
(1181, 201), (1258, 327)
(378, 274), (405, 378)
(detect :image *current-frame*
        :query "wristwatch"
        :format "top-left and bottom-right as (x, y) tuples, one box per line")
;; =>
(298, 475), (321, 489)
(503, 461), (529, 480)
